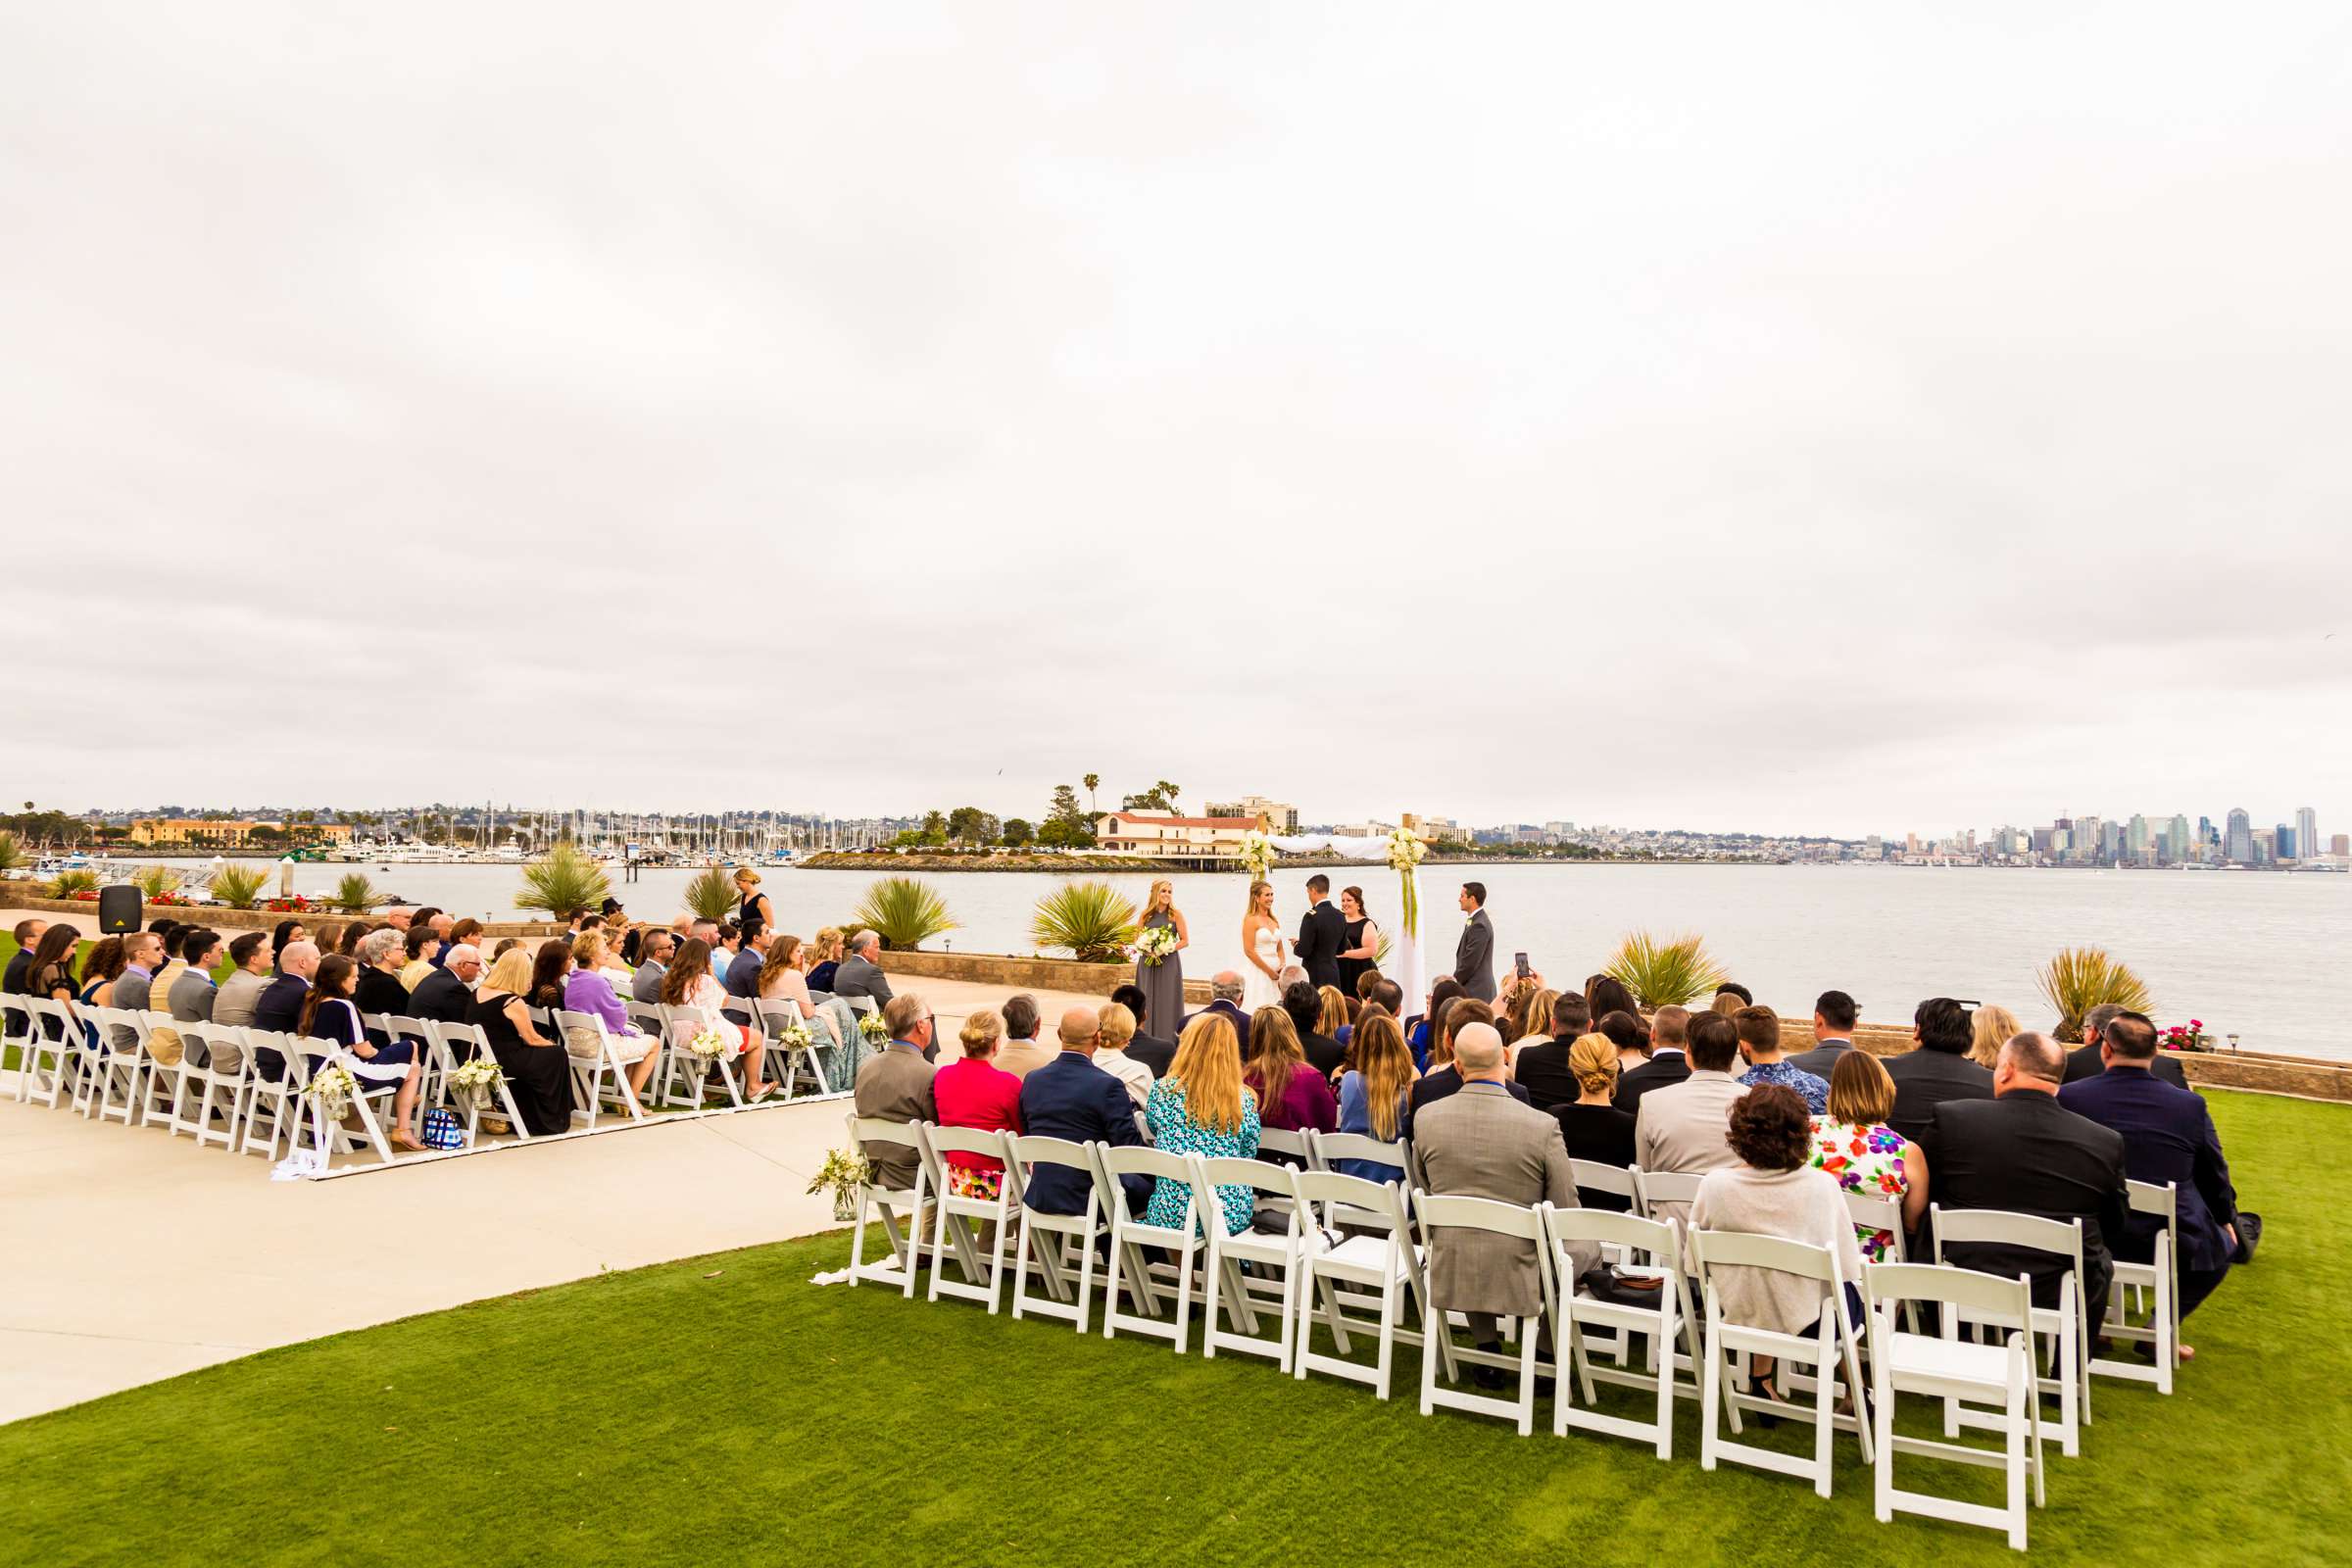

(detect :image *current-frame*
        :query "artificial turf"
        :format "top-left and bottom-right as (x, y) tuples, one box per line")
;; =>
(2, 1093), (2349, 1565)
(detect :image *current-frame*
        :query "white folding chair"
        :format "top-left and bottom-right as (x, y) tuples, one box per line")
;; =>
(1098, 1145), (1204, 1352)
(1932, 1205), (2091, 1457)
(17, 997), (79, 1108)
(555, 1008), (649, 1128)
(295, 1046), (398, 1168)
(1009, 1136), (1108, 1332)
(1864, 1261), (2046, 1550)
(1843, 1189), (1922, 1332)
(1570, 1158), (1644, 1219)
(77, 1004), (148, 1125)
(846, 1113), (930, 1296)
(136, 1009), (187, 1130)
(751, 996), (835, 1098)
(1194, 1156), (1312, 1371)
(236, 1032), (313, 1159)
(1293, 1169), (1449, 1401)
(1690, 1228), (1874, 1497)
(921, 1125), (1016, 1312)
(1255, 1125), (1311, 1166)
(1412, 1191), (1553, 1435)
(1631, 1167), (1705, 1226)
(424, 1021), (534, 1145)
(169, 1021), (250, 1151)
(2091, 1180), (2180, 1394)
(655, 1007), (747, 1108)
(1544, 1205), (1697, 1459)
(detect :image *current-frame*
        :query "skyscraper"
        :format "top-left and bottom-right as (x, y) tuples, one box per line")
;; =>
(2296, 807), (2318, 864)
(2277, 825), (2297, 859)
(2225, 808), (2253, 863)
(2169, 814), (2193, 864)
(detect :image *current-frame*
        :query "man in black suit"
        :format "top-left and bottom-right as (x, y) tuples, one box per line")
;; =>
(1885, 996), (1994, 1143)
(251, 940), (318, 1081)
(1187, 972), (1253, 1055)
(1282, 981), (1345, 1079)
(2059, 1010), (2238, 1333)
(1923, 1031), (2130, 1331)
(1294, 874), (1346, 991)
(1612, 1004), (1690, 1113)
(410, 945), (482, 1025)
(1788, 989), (1859, 1079)
(2062, 1003), (2188, 1089)
(1513, 993), (1593, 1111)
(1452, 882), (1496, 1002)
(1109, 984), (1176, 1077)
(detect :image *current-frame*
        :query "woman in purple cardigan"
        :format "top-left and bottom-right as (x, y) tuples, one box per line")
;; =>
(560, 932), (659, 1102)
(1245, 1006), (1339, 1149)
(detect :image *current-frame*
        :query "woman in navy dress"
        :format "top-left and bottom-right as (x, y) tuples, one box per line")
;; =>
(303, 954), (426, 1151)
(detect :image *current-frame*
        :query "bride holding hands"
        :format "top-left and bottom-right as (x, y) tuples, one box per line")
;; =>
(1242, 880), (1288, 1011)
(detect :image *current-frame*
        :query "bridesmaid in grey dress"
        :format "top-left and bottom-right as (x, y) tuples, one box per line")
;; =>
(1134, 879), (1190, 1041)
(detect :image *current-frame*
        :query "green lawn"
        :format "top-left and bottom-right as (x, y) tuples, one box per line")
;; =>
(2, 1095), (2348, 1564)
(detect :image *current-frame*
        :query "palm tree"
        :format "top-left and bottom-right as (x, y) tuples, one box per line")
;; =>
(1030, 881), (1140, 962)
(849, 876), (958, 951)
(1084, 773), (1100, 813)
(2036, 948), (2154, 1042)
(1604, 931), (1728, 1008)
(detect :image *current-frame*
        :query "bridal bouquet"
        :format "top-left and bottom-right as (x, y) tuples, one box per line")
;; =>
(303, 1064), (358, 1122)
(858, 1009), (890, 1042)
(1239, 829), (1278, 880)
(1136, 925), (1181, 967)
(682, 1026), (735, 1062)
(807, 1146), (872, 1222)
(1386, 826), (1428, 935)
(448, 1056), (506, 1111)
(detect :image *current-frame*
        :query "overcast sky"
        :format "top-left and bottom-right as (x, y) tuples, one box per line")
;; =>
(4, 4), (2346, 837)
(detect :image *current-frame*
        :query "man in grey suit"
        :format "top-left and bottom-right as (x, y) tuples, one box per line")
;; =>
(169, 929), (222, 1022)
(853, 994), (938, 1192)
(832, 930), (895, 1009)
(631, 931), (673, 1004)
(1787, 989), (1859, 1079)
(212, 932), (275, 1029)
(1633, 1011), (1747, 1226)
(1452, 882), (1496, 1002)
(110, 930), (163, 1013)
(1414, 1022), (1597, 1381)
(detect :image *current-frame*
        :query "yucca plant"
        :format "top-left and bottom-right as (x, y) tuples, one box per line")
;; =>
(514, 844), (612, 918)
(208, 863), (269, 908)
(683, 864), (740, 922)
(47, 869), (100, 898)
(329, 872), (382, 912)
(131, 864), (185, 899)
(1029, 881), (1141, 962)
(849, 875), (957, 951)
(2037, 947), (2153, 1042)
(1603, 930), (1727, 1008)
(0, 831), (26, 874)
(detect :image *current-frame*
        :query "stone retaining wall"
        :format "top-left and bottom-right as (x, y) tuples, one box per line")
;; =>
(6, 894), (561, 939)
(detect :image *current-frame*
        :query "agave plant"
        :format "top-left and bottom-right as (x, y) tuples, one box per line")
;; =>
(46, 869), (100, 898)
(1603, 930), (1727, 1008)
(514, 844), (613, 918)
(1029, 881), (1141, 963)
(2036, 947), (2154, 1042)
(0, 831), (25, 873)
(683, 864), (740, 922)
(328, 872), (382, 913)
(208, 863), (269, 908)
(849, 875), (957, 952)
(130, 864), (186, 898)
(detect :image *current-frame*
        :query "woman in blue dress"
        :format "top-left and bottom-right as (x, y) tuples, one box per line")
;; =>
(1145, 1012), (1260, 1235)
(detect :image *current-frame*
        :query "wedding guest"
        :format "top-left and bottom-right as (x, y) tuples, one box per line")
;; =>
(706, 920), (746, 990)
(1245, 1005), (1338, 1141)
(446, 918), (485, 964)
(169, 929), (222, 1024)
(1553, 1034), (1639, 1208)
(146, 925), (192, 1014)
(993, 994), (1054, 1078)
(1405, 998), (1524, 1136)
(491, 938), (523, 959)
(213, 932), (273, 1029)
(410, 945), (480, 1025)
(383, 907), (414, 933)
(270, 919), (307, 971)
(1736, 1004), (1829, 1113)
(1094, 1002), (1153, 1115)
(1409, 977), (1466, 1071)
(1280, 981), (1345, 1080)
(398, 924), (437, 991)
(1145, 1014), (1261, 1234)
(1616, 1005), (1691, 1113)
(853, 994), (937, 1192)
(2062, 1003), (2188, 1088)
(1505, 986), (1559, 1054)
(1715, 981), (1753, 1006)
(353, 928), (411, 1023)
(564, 931), (659, 1101)
(1512, 993), (1592, 1111)
(1134, 879), (1189, 1048)
(1632, 1011), (1746, 1225)
(1969, 1003), (2022, 1070)
(76, 936), (126, 1005)
(831, 930), (893, 1007)
(526, 938), (573, 1014)
(1190, 972), (1254, 1052)
(931, 1008), (1023, 1197)
(1316, 984), (1352, 1041)
(1336, 885), (1382, 999)
(1788, 989), (1860, 1078)
(302, 953), (426, 1151)
(661, 937), (777, 1100)
(1809, 1050), (1929, 1260)
(724, 929), (768, 999)
(1585, 976), (1642, 1034)
(312, 921), (347, 963)
(1885, 997), (1994, 1144)
(1596, 1010), (1647, 1072)
(1334, 1010), (1413, 1183)
(757, 934), (861, 1081)
(110, 929), (162, 1012)
(1023, 1004), (1152, 1218)
(734, 867), (775, 946)
(1110, 982), (1176, 1077)
(470, 948), (575, 1136)
(4, 918), (49, 1040)
(804, 927), (845, 994)
(253, 940), (319, 1071)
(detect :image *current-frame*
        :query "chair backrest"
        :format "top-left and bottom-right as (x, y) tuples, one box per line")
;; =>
(1412, 1189), (1546, 1243)
(1193, 1155), (1303, 1234)
(247, 1030), (313, 1086)
(554, 1008), (611, 1056)
(1309, 1130), (1410, 1173)
(1690, 1227), (1838, 1285)
(382, 1014), (435, 1052)
(626, 1003), (666, 1037)
(1544, 1201), (1681, 1267)
(1293, 1167), (1412, 1236)
(1842, 1190), (1903, 1235)
(1862, 1259), (2034, 1322)
(1008, 1134), (1097, 1180)
(924, 1124), (1013, 1164)
(25, 996), (74, 1041)
(1931, 1205), (2085, 1273)
(2128, 1179), (2179, 1224)
(1633, 1168), (1705, 1210)
(1097, 1144), (1197, 1185)
(851, 1114), (926, 1153)
(1572, 1158), (1642, 1205)
(1256, 1126), (1310, 1163)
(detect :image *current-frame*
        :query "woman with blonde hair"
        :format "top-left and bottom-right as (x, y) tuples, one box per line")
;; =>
(1145, 1014), (1261, 1235)
(930, 1008), (1022, 1197)
(805, 927), (845, 994)
(1133, 878), (1189, 1054)
(1334, 1011), (1414, 1183)
(1968, 1003), (2020, 1069)
(1245, 1004), (1337, 1137)
(756, 933), (862, 1082)
(1553, 1034), (1639, 1206)
(1240, 880), (1286, 1012)
(1808, 1049), (1929, 1259)
(1509, 987), (1561, 1054)
(562, 929), (659, 1101)
(1315, 985), (1351, 1041)
(1094, 1001), (1152, 1110)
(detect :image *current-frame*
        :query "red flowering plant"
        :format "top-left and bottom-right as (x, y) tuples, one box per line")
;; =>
(260, 895), (318, 913)
(2159, 1020), (2213, 1053)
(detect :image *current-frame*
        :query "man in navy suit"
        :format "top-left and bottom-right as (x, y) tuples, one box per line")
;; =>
(1187, 972), (1254, 1055)
(1294, 874), (1346, 991)
(1018, 1005), (1151, 1218)
(2059, 1009), (2239, 1334)
(2063, 1003), (2188, 1089)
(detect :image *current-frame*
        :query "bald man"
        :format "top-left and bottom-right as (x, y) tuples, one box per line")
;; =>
(252, 940), (319, 1080)
(1016, 1002), (1151, 1217)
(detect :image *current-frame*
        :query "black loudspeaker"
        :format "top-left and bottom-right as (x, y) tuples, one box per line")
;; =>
(98, 885), (144, 935)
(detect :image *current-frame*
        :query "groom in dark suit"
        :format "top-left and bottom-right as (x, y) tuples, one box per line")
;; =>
(1295, 874), (1346, 990)
(1453, 882), (1495, 1001)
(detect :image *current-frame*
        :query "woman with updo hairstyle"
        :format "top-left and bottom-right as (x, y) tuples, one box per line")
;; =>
(929, 1007), (1023, 1198)
(1690, 1084), (1866, 1401)
(1550, 1033), (1638, 1205)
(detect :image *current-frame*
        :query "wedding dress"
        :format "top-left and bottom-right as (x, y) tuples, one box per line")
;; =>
(1242, 923), (1287, 1012)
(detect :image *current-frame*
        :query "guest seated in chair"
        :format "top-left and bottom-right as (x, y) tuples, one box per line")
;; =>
(303, 953), (426, 1152)
(1145, 1013), (1261, 1234)
(564, 930), (659, 1102)
(1021, 1005), (1152, 1219)
(931, 1008), (1024, 1199)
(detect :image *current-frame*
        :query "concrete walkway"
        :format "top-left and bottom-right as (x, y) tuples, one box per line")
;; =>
(0, 972), (1119, 1424)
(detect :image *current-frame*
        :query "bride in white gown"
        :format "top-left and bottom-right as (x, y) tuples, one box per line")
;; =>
(1241, 880), (1288, 1013)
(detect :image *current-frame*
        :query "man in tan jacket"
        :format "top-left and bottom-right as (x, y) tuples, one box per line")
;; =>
(1634, 1010), (1747, 1225)
(1414, 1023), (1597, 1379)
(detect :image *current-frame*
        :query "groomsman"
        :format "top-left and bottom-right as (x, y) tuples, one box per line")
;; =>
(1295, 874), (1346, 991)
(1453, 883), (1495, 1002)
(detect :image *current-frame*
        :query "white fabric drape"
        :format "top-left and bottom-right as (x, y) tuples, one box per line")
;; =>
(1266, 835), (1426, 1009)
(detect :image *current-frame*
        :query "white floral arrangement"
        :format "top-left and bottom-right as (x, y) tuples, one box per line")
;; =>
(858, 1009), (890, 1042)
(448, 1056), (505, 1110)
(682, 1026), (735, 1062)
(1136, 925), (1181, 967)
(806, 1146), (872, 1222)
(773, 1019), (815, 1052)
(1239, 829), (1277, 880)
(1387, 825), (1428, 936)
(303, 1064), (358, 1121)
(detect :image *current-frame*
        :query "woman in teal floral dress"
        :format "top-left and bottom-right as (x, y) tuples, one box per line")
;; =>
(1808, 1052), (1930, 1259)
(1145, 1013), (1261, 1235)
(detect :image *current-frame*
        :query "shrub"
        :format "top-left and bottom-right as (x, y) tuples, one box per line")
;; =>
(329, 873), (382, 913)
(130, 865), (185, 899)
(46, 869), (100, 898)
(1603, 931), (1726, 1008)
(0, 831), (25, 873)
(515, 845), (612, 918)
(2036, 947), (2153, 1043)
(683, 865), (739, 922)
(849, 876), (957, 952)
(1029, 881), (1141, 963)
(208, 864), (269, 908)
